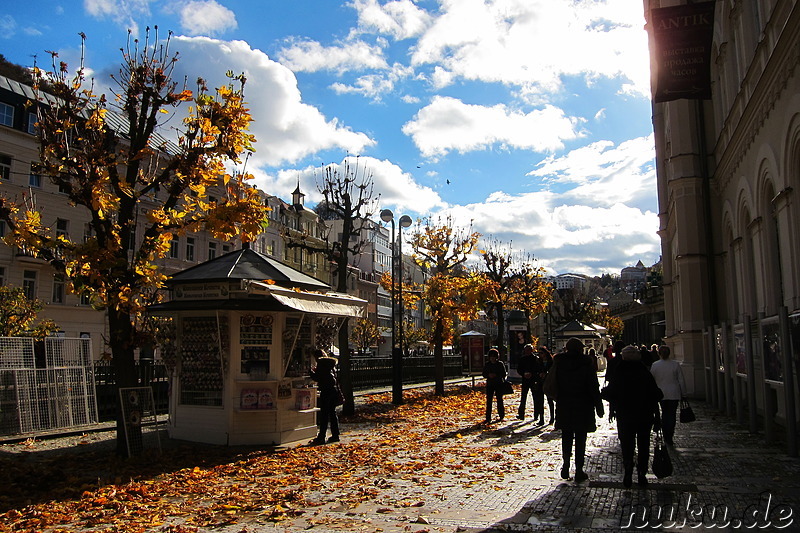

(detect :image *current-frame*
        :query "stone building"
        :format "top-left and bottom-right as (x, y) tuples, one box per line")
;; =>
(647, 0), (800, 445)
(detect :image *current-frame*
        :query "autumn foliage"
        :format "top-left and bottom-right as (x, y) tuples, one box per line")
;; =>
(410, 217), (483, 394)
(0, 30), (269, 451)
(0, 285), (58, 338)
(0, 386), (528, 533)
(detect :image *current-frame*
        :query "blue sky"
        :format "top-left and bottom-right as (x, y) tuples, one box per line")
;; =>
(1, 0), (660, 276)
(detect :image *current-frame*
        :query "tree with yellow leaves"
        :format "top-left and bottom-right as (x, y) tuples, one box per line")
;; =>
(0, 30), (269, 453)
(506, 262), (553, 323)
(0, 285), (59, 338)
(409, 216), (483, 395)
(478, 240), (552, 362)
(350, 317), (381, 355)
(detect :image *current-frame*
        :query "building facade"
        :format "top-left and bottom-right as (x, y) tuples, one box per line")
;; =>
(647, 0), (800, 445)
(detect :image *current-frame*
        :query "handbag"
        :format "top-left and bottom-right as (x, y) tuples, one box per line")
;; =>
(334, 385), (345, 407)
(652, 430), (673, 478)
(543, 361), (558, 400)
(501, 379), (514, 395)
(679, 399), (696, 423)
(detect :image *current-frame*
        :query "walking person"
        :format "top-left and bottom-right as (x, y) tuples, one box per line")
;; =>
(309, 348), (340, 444)
(517, 344), (542, 421)
(601, 345), (663, 487)
(548, 338), (604, 482)
(482, 348), (506, 423)
(650, 345), (686, 446)
(538, 346), (555, 424)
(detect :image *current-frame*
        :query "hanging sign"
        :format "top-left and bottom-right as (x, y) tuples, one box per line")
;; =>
(650, 1), (716, 103)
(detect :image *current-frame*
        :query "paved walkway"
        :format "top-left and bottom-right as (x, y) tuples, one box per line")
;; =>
(271, 395), (800, 532)
(4, 381), (800, 532)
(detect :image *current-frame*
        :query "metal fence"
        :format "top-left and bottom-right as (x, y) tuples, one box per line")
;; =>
(93, 360), (170, 421)
(92, 354), (464, 418)
(0, 337), (98, 436)
(350, 354), (464, 391)
(2, 345), (465, 434)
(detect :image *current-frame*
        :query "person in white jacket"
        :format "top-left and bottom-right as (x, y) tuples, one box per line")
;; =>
(650, 345), (686, 446)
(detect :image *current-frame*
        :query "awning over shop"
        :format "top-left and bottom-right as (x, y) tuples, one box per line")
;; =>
(245, 281), (367, 318)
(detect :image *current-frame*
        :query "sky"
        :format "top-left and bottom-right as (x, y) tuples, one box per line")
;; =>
(0, 0), (660, 276)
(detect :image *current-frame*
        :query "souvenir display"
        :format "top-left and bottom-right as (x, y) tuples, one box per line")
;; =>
(283, 314), (313, 377)
(278, 380), (292, 398)
(295, 389), (312, 410)
(258, 388), (275, 409)
(240, 314), (273, 345)
(240, 314), (272, 376)
(240, 388), (259, 409)
(179, 316), (223, 406)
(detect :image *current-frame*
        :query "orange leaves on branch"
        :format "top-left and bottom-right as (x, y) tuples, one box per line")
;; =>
(0, 32), (271, 358)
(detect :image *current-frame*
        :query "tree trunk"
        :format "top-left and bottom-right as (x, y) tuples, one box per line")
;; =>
(433, 317), (445, 395)
(496, 304), (506, 359)
(337, 319), (355, 416)
(108, 308), (138, 457)
(333, 253), (355, 415)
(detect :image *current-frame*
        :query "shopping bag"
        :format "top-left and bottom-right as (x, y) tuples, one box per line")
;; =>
(543, 361), (558, 400)
(652, 431), (673, 478)
(679, 399), (696, 423)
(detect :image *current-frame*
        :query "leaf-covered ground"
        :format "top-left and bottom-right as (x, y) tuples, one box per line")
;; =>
(1, 385), (555, 532)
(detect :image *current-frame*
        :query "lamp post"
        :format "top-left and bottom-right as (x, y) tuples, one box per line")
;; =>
(397, 214), (412, 367)
(380, 209), (412, 405)
(380, 209), (400, 404)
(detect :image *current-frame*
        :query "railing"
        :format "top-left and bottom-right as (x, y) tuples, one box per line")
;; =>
(350, 354), (464, 391)
(93, 361), (170, 421)
(92, 354), (464, 419)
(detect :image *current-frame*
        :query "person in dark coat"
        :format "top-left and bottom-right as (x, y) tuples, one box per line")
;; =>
(538, 346), (555, 424)
(553, 338), (604, 482)
(309, 348), (340, 444)
(517, 344), (543, 421)
(601, 345), (663, 487)
(482, 348), (507, 423)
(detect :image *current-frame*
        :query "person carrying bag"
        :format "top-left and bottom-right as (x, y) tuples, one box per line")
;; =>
(482, 348), (507, 423)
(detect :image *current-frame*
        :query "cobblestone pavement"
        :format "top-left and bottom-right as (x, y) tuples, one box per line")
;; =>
(250, 397), (800, 533)
(4, 384), (800, 533)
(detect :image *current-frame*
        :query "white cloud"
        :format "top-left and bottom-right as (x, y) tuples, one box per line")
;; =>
(422, 134), (660, 275)
(529, 135), (656, 208)
(178, 0), (237, 36)
(0, 15), (16, 38)
(171, 36), (376, 166)
(351, 0), (433, 40)
(277, 38), (388, 73)
(440, 190), (659, 275)
(330, 63), (414, 101)
(402, 96), (584, 158)
(410, 0), (650, 99)
(253, 156), (445, 216)
(83, 0), (153, 34)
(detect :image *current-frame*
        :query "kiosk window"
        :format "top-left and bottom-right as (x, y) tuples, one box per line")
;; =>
(179, 316), (224, 406)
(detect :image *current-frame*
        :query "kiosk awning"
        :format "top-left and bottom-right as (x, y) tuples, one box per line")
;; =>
(245, 281), (367, 318)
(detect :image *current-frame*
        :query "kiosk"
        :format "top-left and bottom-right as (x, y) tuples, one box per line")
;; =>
(149, 247), (366, 446)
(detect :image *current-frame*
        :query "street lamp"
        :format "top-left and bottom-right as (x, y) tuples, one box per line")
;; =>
(397, 214), (412, 369)
(380, 209), (400, 404)
(380, 209), (412, 405)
